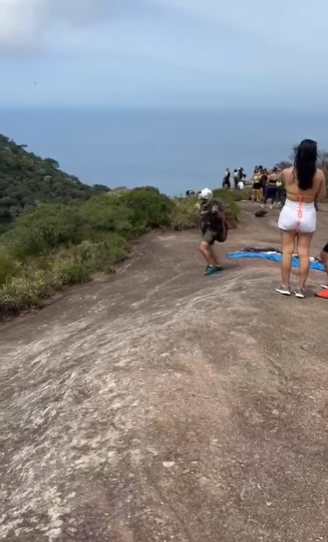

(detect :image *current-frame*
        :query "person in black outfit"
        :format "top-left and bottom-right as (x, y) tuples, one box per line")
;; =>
(222, 168), (231, 189)
(233, 169), (239, 189)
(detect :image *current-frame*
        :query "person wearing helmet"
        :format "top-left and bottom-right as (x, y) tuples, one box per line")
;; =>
(197, 188), (226, 275)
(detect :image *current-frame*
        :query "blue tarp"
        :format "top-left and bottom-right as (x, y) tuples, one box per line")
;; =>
(226, 251), (325, 272)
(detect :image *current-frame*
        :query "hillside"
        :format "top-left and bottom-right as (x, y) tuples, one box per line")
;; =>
(0, 133), (110, 232)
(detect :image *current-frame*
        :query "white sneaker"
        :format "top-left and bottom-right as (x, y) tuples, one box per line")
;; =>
(294, 288), (305, 299)
(275, 285), (291, 296)
(320, 284), (328, 290)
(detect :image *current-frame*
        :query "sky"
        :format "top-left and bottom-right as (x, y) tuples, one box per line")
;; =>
(0, 0), (328, 107)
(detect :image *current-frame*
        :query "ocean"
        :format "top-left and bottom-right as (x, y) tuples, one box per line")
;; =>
(1, 107), (327, 196)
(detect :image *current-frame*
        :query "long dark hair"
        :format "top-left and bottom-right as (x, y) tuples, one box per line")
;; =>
(294, 139), (317, 190)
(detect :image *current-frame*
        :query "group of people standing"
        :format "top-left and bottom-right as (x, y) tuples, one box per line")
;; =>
(197, 139), (328, 298)
(222, 168), (246, 190)
(252, 165), (285, 208)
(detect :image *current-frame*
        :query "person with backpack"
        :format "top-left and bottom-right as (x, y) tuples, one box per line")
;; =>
(196, 188), (228, 275)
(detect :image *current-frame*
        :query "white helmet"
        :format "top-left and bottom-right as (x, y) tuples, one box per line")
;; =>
(198, 188), (213, 202)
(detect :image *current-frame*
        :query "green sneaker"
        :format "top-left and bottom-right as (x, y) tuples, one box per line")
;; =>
(204, 265), (223, 276)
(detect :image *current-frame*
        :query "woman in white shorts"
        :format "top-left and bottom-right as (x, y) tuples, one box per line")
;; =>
(276, 139), (326, 298)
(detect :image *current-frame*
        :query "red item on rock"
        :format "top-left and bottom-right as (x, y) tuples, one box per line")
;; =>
(315, 288), (328, 298)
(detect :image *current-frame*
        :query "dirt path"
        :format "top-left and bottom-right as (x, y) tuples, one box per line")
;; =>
(1, 204), (328, 542)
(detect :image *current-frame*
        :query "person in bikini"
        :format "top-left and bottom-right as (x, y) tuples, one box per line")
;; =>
(263, 167), (279, 209)
(252, 170), (262, 202)
(276, 139), (326, 298)
(196, 188), (227, 275)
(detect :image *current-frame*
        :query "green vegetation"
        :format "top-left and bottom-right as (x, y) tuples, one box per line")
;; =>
(214, 187), (252, 204)
(0, 133), (110, 233)
(0, 185), (240, 318)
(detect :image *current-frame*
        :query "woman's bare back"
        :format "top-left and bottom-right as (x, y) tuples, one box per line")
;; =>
(282, 167), (326, 202)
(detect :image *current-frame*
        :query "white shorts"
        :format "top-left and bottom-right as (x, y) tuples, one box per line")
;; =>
(278, 199), (316, 233)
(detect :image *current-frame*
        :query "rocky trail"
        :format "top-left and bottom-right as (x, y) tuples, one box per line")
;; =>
(1, 204), (328, 542)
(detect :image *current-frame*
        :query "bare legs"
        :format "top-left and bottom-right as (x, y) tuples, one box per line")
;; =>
(280, 230), (314, 291)
(297, 232), (314, 290)
(280, 230), (295, 287)
(252, 189), (262, 202)
(200, 241), (220, 266)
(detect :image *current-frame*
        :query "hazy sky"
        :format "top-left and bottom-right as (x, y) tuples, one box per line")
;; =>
(0, 0), (327, 107)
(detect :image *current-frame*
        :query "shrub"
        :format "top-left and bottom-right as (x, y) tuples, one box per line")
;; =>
(51, 251), (91, 286)
(3, 203), (85, 260)
(119, 187), (174, 228)
(170, 197), (199, 230)
(52, 235), (129, 280)
(78, 195), (135, 237)
(0, 268), (57, 316)
(214, 188), (253, 202)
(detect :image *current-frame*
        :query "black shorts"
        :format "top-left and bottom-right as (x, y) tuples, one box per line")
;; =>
(322, 243), (328, 253)
(253, 182), (262, 190)
(265, 187), (277, 199)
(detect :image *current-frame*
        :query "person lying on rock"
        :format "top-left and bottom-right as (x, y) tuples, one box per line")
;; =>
(196, 188), (227, 275)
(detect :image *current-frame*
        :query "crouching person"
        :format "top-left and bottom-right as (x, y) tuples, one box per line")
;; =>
(197, 188), (228, 275)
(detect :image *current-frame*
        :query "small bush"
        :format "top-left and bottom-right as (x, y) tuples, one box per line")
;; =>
(0, 268), (56, 315)
(170, 197), (199, 230)
(78, 195), (135, 238)
(214, 187), (253, 202)
(3, 203), (85, 260)
(119, 187), (174, 228)
(51, 252), (90, 286)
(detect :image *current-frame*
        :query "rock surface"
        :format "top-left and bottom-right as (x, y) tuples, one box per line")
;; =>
(1, 204), (328, 542)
